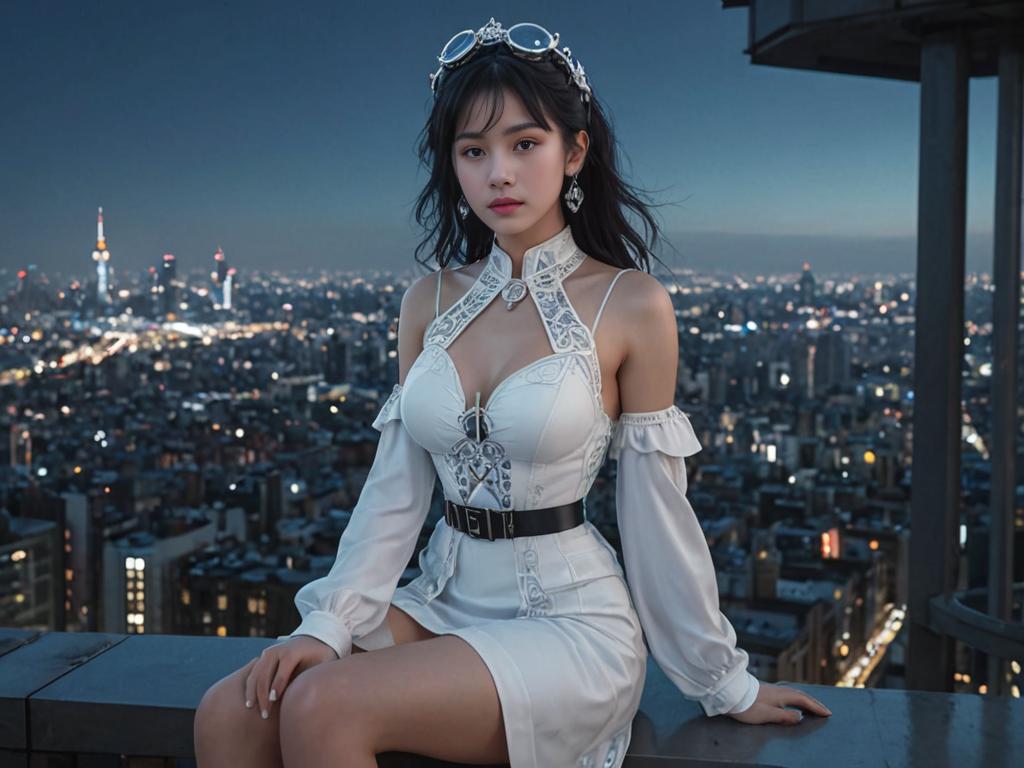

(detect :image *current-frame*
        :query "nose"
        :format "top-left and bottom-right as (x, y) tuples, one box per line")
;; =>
(487, 156), (514, 188)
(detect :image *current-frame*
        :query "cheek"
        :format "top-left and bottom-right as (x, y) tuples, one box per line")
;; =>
(454, 158), (484, 186)
(533, 148), (567, 184)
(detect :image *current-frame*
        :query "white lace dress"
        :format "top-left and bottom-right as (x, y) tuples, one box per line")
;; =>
(278, 224), (759, 767)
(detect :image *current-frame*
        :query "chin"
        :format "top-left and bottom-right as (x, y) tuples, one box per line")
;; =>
(488, 214), (537, 234)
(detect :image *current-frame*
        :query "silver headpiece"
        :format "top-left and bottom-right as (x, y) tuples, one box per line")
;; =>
(428, 18), (593, 118)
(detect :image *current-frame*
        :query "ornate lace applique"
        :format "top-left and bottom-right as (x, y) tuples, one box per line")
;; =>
(576, 726), (630, 768)
(616, 404), (691, 426)
(517, 544), (554, 616)
(530, 263), (591, 355)
(444, 436), (513, 509)
(581, 422), (613, 496)
(526, 481), (545, 509)
(521, 353), (574, 386)
(425, 264), (506, 348)
(425, 344), (449, 374)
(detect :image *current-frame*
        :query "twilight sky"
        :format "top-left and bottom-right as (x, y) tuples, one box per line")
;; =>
(1, 0), (1001, 279)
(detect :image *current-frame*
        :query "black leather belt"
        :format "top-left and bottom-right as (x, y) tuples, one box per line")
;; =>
(443, 498), (585, 541)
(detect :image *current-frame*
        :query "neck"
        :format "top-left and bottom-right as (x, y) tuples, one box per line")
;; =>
(489, 223), (580, 282)
(493, 220), (571, 279)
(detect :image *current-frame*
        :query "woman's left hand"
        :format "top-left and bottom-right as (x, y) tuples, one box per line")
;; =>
(725, 681), (833, 725)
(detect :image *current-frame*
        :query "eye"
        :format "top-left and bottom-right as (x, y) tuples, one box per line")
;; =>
(460, 139), (538, 158)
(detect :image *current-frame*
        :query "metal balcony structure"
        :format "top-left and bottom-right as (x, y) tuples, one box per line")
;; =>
(721, 0), (1024, 694)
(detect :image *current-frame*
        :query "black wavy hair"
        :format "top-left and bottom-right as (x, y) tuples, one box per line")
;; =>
(409, 41), (680, 276)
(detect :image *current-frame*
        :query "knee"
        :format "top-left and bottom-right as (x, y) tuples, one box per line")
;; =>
(194, 671), (248, 744)
(278, 663), (362, 742)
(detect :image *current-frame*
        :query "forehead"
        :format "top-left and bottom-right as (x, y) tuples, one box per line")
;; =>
(455, 87), (544, 135)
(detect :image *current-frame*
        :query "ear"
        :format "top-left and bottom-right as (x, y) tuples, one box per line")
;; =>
(566, 129), (589, 175)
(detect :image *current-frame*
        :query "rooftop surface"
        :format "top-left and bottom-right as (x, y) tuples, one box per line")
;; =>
(2, 628), (1021, 767)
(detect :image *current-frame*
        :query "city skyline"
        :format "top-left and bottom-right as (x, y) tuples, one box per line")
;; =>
(2, 1), (1004, 276)
(2, 4), (1022, 762)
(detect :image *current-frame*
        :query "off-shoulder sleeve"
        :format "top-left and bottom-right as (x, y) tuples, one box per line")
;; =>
(276, 383), (436, 658)
(611, 404), (760, 717)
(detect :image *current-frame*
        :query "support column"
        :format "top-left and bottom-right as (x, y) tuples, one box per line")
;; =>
(987, 36), (1023, 698)
(908, 27), (969, 692)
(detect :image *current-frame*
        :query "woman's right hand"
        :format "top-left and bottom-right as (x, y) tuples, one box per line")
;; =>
(243, 636), (339, 719)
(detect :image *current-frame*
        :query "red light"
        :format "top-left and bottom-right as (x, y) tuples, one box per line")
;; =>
(17, 270), (26, 279)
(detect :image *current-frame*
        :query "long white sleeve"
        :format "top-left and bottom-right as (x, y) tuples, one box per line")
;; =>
(609, 404), (759, 717)
(276, 383), (436, 659)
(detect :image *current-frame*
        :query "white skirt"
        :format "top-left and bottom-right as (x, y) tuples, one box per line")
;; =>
(354, 515), (649, 768)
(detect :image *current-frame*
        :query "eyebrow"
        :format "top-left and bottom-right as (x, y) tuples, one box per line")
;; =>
(454, 121), (546, 142)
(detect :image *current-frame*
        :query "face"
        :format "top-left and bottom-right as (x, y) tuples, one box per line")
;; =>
(452, 87), (588, 250)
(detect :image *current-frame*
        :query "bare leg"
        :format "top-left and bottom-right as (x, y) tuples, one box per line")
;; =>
(194, 656), (284, 768)
(194, 605), (440, 767)
(352, 604), (439, 651)
(279, 633), (508, 767)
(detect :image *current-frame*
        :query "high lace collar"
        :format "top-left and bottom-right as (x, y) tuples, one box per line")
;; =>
(488, 224), (581, 281)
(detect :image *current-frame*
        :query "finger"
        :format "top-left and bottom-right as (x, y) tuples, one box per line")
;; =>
(802, 696), (835, 720)
(269, 654), (299, 708)
(791, 690), (832, 717)
(242, 657), (258, 710)
(256, 650), (281, 721)
(775, 707), (804, 725)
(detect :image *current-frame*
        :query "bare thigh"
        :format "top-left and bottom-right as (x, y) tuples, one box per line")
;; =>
(195, 604), (441, 765)
(283, 632), (509, 764)
(352, 603), (439, 651)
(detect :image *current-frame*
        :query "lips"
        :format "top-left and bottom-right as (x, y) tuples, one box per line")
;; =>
(489, 198), (523, 208)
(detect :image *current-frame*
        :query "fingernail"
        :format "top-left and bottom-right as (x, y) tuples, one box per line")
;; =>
(261, 709), (268, 720)
(244, 699), (252, 709)
(269, 689), (277, 702)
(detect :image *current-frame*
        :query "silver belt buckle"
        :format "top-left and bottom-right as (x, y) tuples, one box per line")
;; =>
(447, 500), (513, 540)
(463, 504), (490, 540)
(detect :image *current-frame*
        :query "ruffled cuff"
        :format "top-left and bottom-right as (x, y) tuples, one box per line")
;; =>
(275, 609), (353, 659)
(608, 404), (702, 461)
(701, 667), (760, 717)
(371, 383), (404, 432)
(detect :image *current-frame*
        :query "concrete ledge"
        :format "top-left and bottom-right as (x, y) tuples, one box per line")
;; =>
(1, 628), (1021, 767)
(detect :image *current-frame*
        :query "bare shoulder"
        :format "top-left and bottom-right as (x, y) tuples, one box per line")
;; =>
(609, 270), (679, 412)
(600, 269), (675, 350)
(402, 269), (439, 317)
(397, 270), (442, 385)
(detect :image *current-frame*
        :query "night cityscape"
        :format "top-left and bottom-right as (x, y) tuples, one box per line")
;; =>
(2, 2), (1023, 767)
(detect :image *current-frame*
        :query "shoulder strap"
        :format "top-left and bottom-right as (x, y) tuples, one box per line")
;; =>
(434, 268), (444, 319)
(591, 268), (636, 335)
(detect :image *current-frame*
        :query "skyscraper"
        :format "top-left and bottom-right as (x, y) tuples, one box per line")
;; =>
(91, 206), (112, 308)
(799, 261), (816, 307)
(223, 266), (235, 310)
(160, 253), (178, 316)
(210, 246), (232, 308)
(213, 245), (227, 285)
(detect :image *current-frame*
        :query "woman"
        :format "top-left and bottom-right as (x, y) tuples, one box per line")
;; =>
(194, 17), (832, 768)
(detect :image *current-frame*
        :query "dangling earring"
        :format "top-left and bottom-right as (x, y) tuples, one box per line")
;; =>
(457, 194), (471, 220)
(564, 171), (584, 213)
